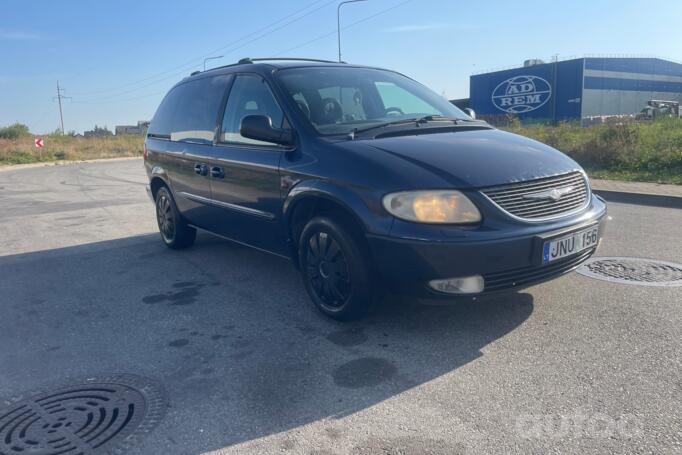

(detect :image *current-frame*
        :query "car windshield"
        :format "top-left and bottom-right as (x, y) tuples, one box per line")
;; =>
(276, 67), (470, 135)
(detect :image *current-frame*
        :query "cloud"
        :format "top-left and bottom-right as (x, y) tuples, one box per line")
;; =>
(382, 23), (453, 33)
(0, 30), (41, 40)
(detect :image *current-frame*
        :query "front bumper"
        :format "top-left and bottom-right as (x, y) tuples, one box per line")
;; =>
(367, 195), (608, 297)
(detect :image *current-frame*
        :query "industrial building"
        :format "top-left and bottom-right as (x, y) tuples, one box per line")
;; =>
(115, 120), (149, 135)
(468, 57), (682, 123)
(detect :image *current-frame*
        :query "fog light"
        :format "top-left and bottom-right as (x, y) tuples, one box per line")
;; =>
(428, 275), (484, 294)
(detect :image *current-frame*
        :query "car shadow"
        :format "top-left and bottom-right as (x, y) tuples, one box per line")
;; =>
(0, 232), (534, 454)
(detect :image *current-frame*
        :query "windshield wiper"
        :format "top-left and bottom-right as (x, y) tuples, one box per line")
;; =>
(349, 115), (459, 139)
(416, 114), (459, 123)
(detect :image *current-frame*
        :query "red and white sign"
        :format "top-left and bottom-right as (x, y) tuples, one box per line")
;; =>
(34, 138), (44, 148)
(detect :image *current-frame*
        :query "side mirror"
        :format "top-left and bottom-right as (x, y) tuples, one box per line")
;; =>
(463, 108), (476, 120)
(240, 115), (294, 146)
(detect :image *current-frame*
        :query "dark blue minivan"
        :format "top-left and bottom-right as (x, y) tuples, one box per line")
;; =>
(144, 58), (607, 320)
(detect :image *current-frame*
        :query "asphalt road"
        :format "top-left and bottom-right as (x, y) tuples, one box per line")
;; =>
(1, 159), (680, 454)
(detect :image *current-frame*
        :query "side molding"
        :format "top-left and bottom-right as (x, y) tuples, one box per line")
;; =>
(178, 192), (275, 220)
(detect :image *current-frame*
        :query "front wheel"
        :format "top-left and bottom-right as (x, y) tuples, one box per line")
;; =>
(155, 186), (196, 249)
(298, 216), (374, 321)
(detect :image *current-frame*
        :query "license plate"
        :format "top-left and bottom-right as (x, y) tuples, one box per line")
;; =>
(542, 226), (599, 264)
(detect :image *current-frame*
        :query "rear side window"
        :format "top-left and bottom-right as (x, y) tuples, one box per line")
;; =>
(148, 88), (182, 139)
(148, 75), (231, 143)
(220, 74), (284, 146)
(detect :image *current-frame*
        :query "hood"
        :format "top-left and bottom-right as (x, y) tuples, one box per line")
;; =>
(361, 128), (582, 188)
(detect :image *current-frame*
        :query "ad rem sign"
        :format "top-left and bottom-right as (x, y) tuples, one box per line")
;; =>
(492, 75), (552, 114)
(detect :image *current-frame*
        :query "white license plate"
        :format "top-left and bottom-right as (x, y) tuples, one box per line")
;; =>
(542, 226), (599, 264)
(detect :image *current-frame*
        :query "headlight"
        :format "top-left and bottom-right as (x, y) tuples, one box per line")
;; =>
(382, 190), (481, 224)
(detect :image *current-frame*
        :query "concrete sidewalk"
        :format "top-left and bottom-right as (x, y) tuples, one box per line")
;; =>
(591, 178), (682, 197)
(0, 156), (141, 172)
(590, 178), (682, 208)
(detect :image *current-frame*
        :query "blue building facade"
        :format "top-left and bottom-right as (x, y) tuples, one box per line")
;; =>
(469, 57), (682, 123)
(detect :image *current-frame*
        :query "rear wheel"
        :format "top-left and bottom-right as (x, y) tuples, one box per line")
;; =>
(155, 186), (196, 249)
(298, 216), (373, 321)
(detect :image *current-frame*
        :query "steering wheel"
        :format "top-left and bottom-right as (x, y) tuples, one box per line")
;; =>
(384, 107), (404, 117)
(320, 97), (343, 124)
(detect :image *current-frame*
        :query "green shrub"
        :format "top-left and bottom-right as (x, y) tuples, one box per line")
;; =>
(0, 123), (30, 140)
(3, 150), (39, 164)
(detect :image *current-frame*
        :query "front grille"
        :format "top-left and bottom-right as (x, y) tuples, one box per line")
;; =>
(484, 247), (596, 292)
(481, 171), (589, 221)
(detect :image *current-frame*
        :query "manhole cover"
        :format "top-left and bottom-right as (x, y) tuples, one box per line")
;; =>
(577, 256), (682, 286)
(0, 374), (165, 455)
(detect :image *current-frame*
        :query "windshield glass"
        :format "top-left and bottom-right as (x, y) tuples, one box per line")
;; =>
(276, 67), (470, 135)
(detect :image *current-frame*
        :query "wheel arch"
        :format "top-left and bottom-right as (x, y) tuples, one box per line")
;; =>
(149, 166), (172, 200)
(283, 180), (381, 268)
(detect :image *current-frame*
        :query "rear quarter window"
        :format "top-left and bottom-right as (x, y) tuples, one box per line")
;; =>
(148, 88), (182, 139)
(148, 75), (232, 143)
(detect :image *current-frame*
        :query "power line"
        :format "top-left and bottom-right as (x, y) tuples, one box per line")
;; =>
(69, 0), (335, 98)
(72, 0), (416, 105)
(71, 90), (168, 105)
(198, 0), (338, 63)
(73, 0), (337, 103)
(275, 0), (415, 57)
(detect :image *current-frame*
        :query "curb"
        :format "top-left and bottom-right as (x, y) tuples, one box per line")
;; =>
(1, 159), (679, 210)
(592, 189), (682, 209)
(0, 156), (142, 172)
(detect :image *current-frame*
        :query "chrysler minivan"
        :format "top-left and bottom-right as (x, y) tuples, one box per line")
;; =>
(144, 58), (607, 320)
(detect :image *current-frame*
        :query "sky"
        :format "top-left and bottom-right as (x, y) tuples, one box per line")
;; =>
(1, 0), (681, 134)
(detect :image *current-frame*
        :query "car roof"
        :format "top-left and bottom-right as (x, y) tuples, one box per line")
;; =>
(171, 58), (409, 92)
(186, 59), (390, 78)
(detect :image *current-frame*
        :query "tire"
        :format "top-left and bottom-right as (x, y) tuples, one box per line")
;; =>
(155, 186), (196, 249)
(298, 216), (373, 321)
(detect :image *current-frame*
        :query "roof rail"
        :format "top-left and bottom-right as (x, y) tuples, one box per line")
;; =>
(190, 60), (252, 76)
(192, 57), (345, 76)
(238, 57), (345, 64)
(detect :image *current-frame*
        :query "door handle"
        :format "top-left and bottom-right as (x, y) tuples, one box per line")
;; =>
(210, 166), (225, 179)
(194, 163), (208, 176)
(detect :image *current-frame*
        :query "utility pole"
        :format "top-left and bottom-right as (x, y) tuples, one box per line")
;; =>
(53, 81), (71, 134)
(337, 0), (368, 62)
(203, 55), (224, 71)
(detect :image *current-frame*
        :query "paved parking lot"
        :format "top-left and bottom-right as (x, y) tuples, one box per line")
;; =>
(1, 159), (680, 454)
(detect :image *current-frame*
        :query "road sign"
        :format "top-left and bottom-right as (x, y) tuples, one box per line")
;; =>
(34, 138), (44, 148)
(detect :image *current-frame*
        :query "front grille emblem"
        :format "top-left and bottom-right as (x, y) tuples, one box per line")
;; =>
(481, 171), (588, 220)
(523, 186), (574, 202)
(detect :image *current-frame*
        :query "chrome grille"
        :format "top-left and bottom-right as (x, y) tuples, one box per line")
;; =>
(481, 171), (589, 221)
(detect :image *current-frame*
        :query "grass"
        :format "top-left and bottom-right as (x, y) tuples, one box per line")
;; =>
(2, 119), (681, 184)
(587, 168), (682, 185)
(502, 117), (682, 185)
(0, 133), (143, 166)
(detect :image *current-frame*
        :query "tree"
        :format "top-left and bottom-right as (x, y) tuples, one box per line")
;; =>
(0, 123), (30, 139)
(85, 125), (113, 137)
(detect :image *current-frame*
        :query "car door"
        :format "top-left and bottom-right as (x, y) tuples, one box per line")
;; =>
(206, 73), (289, 255)
(158, 74), (232, 229)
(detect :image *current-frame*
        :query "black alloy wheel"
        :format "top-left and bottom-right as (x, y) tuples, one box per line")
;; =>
(299, 216), (373, 320)
(305, 230), (351, 308)
(156, 192), (175, 243)
(154, 186), (196, 249)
